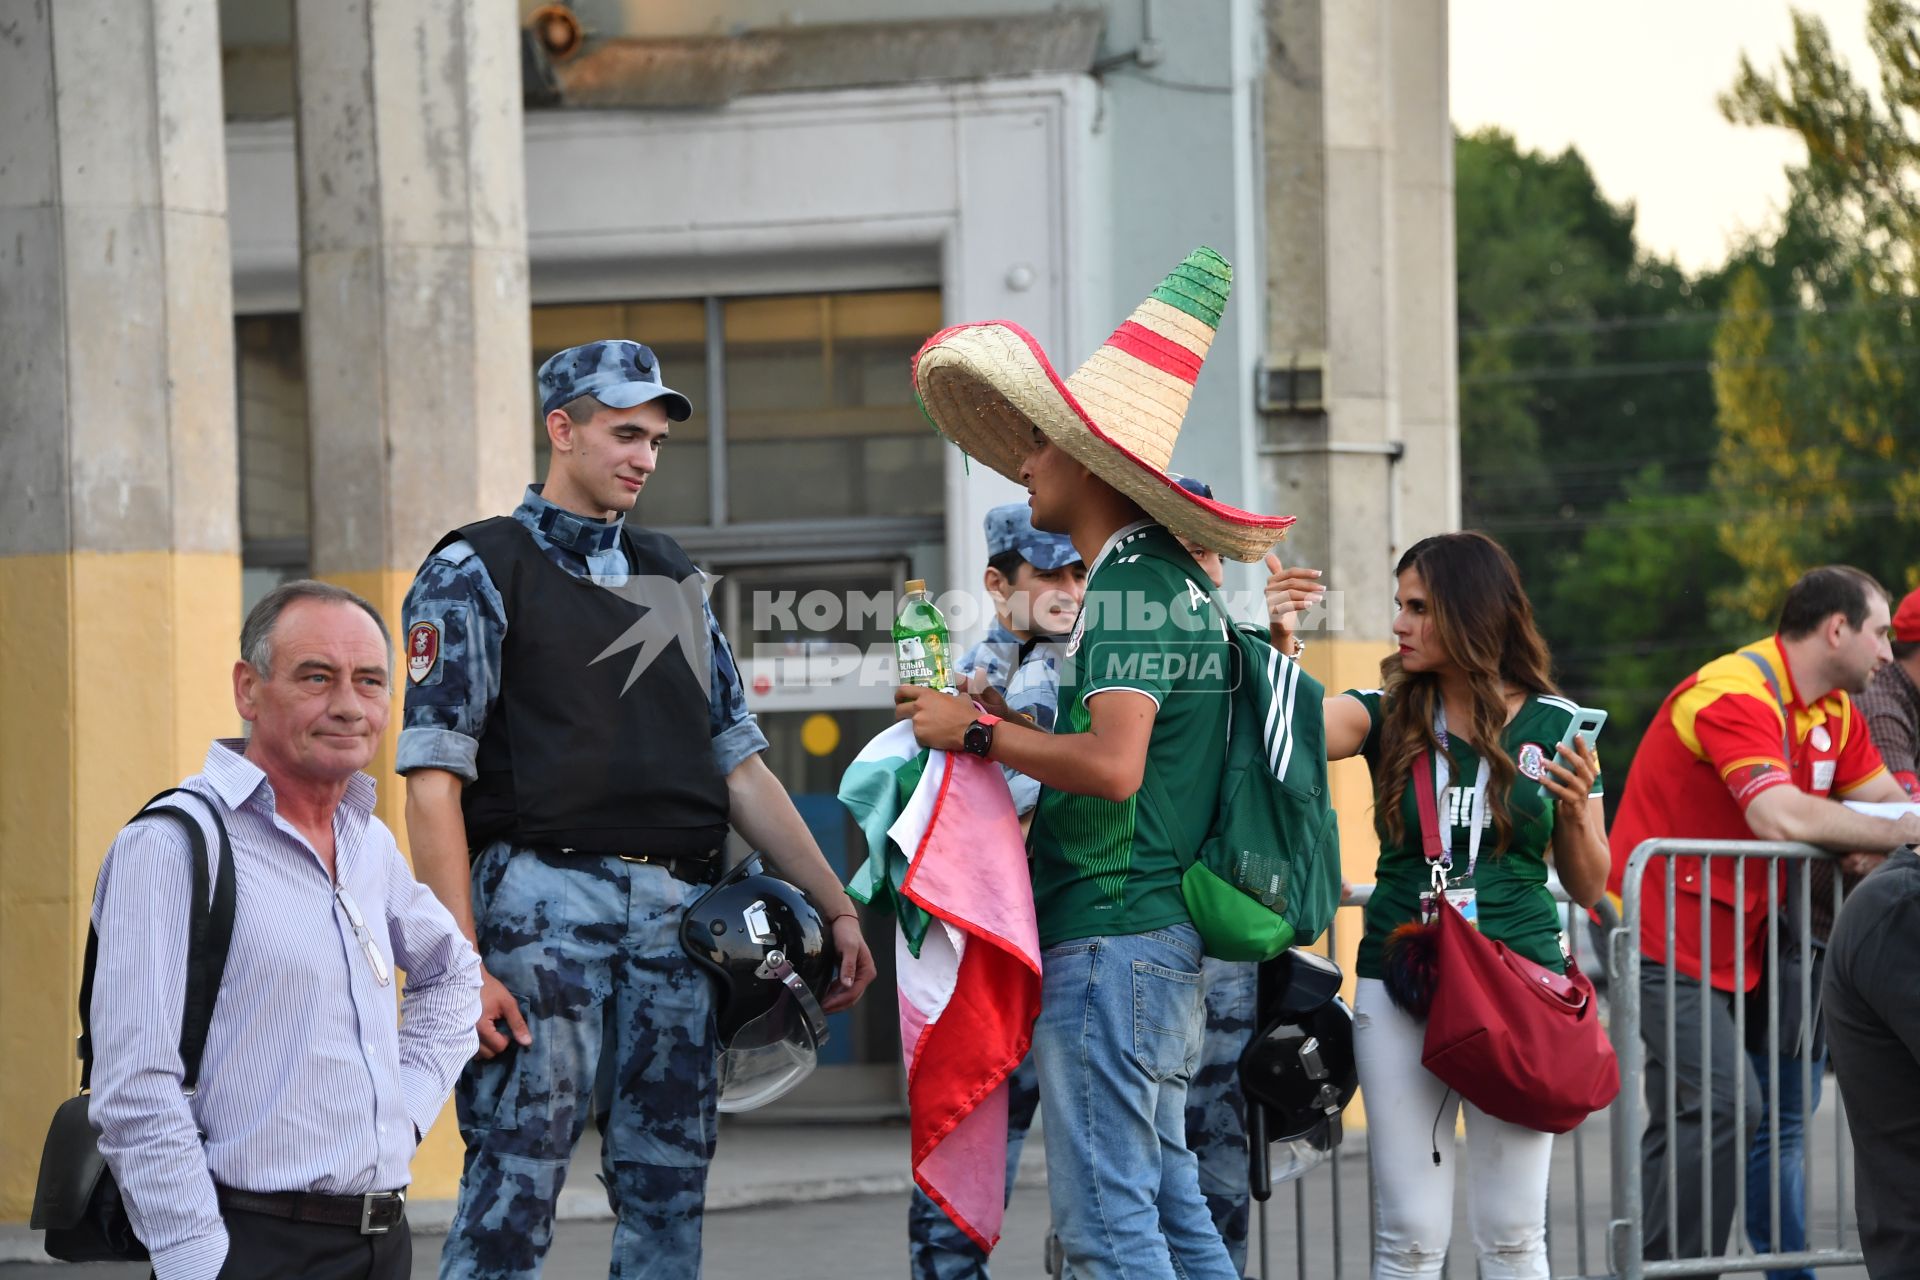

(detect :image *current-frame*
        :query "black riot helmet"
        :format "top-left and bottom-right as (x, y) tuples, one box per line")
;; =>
(1241, 948), (1358, 1177)
(680, 854), (839, 1113)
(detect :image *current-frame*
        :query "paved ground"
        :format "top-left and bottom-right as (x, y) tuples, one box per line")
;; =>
(4, 1098), (1867, 1279)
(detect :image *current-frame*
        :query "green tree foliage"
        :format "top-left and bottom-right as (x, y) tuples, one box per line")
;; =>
(1714, 0), (1920, 617)
(1456, 128), (1742, 784)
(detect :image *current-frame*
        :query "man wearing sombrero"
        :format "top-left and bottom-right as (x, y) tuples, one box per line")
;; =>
(896, 248), (1292, 1280)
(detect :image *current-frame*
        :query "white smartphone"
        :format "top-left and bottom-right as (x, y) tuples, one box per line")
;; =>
(1556, 707), (1607, 758)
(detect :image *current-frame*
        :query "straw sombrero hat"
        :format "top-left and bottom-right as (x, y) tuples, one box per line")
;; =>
(913, 246), (1295, 562)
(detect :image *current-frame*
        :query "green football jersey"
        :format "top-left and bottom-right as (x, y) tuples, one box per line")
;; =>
(1027, 523), (1231, 947)
(1346, 688), (1604, 977)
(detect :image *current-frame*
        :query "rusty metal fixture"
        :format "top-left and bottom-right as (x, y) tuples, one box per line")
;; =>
(550, 11), (1104, 110)
(527, 4), (584, 61)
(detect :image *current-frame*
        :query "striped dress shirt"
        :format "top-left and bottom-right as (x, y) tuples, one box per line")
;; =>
(88, 740), (482, 1280)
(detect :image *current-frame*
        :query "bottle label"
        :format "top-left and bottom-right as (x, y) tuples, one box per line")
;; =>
(896, 633), (952, 691)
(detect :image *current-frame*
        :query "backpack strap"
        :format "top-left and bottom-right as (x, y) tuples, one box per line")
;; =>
(78, 789), (237, 1095)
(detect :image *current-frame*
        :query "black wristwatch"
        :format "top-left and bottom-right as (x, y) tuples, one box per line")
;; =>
(962, 714), (1001, 758)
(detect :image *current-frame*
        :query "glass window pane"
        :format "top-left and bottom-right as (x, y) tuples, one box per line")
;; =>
(531, 299), (710, 527)
(235, 314), (310, 546)
(724, 289), (944, 522)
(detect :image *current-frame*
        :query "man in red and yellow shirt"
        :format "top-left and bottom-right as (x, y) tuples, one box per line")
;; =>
(1609, 566), (1920, 1266)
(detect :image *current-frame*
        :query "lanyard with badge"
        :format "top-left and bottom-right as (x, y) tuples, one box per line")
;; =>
(1416, 707), (1487, 929)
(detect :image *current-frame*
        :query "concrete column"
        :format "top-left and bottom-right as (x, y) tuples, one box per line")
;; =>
(291, 0), (532, 1199)
(1258, 0), (1456, 961)
(292, 0), (532, 727)
(1388, 0), (1460, 540)
(0, 0), (241, 1220)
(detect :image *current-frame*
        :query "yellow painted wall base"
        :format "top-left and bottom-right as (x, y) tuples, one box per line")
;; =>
(1298, 637), (1393, 1003)
(0, 550), (242, 1221)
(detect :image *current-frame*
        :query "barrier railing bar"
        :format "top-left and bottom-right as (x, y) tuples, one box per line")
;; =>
(1609, 916), (1642, 1280)
(1733, 854), (1748, 1251)
(1767, 859), (1782, 1257)
(1797, 857), (1813, 1264)
(1698, 852), (1713, 1255)
(1831, 865), (1846, 1252)
(1640, 1250), (1865, 1278)
(1570, 903), (1591, 1280)
(1664, 854), (1679, 1255)
(1617, 838), (1862, 1280)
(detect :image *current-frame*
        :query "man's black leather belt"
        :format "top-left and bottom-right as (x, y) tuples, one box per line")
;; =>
(215, 1185), (407, 1235)
(550, 846), (722, 885)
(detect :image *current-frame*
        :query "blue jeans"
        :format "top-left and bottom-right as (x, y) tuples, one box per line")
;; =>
(1745, 1050), (1825, 1280)
(906, 1054), (1044, 1279)
(1032, 925), (1239, 1280)
(440, 847), (716, 1280)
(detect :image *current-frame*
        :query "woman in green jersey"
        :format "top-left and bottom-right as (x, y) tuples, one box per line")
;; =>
(1270, 531), (1610, 1280)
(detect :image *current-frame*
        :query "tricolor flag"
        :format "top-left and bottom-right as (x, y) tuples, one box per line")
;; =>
(839, 721), (1041, 1252)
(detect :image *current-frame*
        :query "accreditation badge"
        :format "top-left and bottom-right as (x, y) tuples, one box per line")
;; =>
(1420, 884), (1479, 929)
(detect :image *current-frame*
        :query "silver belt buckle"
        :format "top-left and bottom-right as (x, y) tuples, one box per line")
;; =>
(360, 1189), (403, 1235)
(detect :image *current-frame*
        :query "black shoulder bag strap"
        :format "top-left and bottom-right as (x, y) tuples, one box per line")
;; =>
(77, 788), (238, 1092)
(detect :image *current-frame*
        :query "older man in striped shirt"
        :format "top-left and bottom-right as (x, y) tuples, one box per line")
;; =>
(87, 581), (481, 1280)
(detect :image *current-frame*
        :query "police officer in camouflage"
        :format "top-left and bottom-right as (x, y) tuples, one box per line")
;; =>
(399, 339), (878, 1280)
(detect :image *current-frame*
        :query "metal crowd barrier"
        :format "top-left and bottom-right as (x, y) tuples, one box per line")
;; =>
(1238, 847), (1859, 1280)
(1610, 839), (1861, 1280)
(1034, 844), (1864, 1279)
(1243, 883), (1621, 1280)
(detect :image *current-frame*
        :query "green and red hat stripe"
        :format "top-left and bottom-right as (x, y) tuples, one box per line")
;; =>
(1096, 247), (1230, 385)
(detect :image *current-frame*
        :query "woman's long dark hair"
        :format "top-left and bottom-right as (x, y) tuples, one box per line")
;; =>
(1374, 532), (1559, 855)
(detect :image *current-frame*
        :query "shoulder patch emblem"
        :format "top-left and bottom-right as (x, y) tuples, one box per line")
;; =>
(1518, 741), (1546, 781)
(1810, 724), (1831, 752)
(407, 621), (441, 685)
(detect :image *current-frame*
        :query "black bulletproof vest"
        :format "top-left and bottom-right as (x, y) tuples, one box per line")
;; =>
(448, 516), (730, 856)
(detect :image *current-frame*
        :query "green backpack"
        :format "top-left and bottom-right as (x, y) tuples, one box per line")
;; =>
(1138, 553), (1343, 961)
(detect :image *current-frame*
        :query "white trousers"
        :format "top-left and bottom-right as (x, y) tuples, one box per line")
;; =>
(1354, 978), (1554, 1280)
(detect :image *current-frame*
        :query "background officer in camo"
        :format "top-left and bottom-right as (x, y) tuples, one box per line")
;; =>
(911, 497), (1258, 1279)
(398, 339), (877, 1280)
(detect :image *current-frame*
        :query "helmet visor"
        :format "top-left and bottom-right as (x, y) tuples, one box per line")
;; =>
(715, 952), (831, 1114)
(1267, 1134), (1331, 1185)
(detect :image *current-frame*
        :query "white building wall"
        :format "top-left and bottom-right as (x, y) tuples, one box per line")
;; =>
(227, 76), (1113, 651)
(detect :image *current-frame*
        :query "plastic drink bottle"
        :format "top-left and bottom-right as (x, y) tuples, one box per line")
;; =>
(893, 579), (955, 692)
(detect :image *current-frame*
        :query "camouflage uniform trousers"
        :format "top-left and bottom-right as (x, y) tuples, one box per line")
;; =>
(1189, 957), (1257, 1278)
(438, 846), (717, 1280)
(908, 957), (1257, 1279)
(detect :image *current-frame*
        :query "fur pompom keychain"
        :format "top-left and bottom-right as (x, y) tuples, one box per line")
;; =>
(1381, 918), (1441, 1020)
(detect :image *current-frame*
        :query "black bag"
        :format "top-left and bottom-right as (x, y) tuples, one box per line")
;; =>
(30, 790), (236, 1262)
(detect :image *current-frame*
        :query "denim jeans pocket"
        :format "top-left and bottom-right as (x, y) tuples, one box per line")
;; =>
(1132, 959), (1202, 1081)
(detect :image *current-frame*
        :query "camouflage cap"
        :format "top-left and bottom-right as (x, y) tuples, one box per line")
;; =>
(538, 339), (692, 422)
(984, 502), (1081, 571)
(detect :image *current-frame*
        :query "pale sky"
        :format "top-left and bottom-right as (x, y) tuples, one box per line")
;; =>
(1451, 0), (1879, 273)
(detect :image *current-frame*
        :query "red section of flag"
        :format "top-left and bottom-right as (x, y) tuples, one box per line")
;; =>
(898, 752), (1042, 1253)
